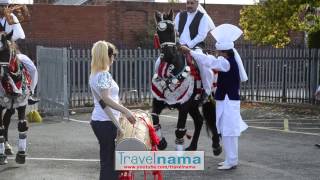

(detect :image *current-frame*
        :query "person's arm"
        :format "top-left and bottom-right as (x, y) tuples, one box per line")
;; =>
(190, 50), (230, 72)
(6, 13), (25, 41)
(97, 73), (135, 124)
(187, 13), (210, 48)
(17, 54), (38, 94)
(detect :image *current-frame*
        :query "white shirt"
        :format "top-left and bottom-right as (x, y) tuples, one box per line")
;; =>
(89, 71), (121, 122)
(174, 11), (212, 48)
(190, 50), (230, 72)
(0, 13), (25, 41)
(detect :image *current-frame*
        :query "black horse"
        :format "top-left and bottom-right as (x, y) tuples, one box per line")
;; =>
(0, 31), (30, 165)
(151, 10), (221, 154)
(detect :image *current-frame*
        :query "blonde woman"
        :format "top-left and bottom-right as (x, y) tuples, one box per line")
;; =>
(89, 41), (135, 180)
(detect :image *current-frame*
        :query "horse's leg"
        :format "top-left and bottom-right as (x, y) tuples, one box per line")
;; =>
(3, 109), (15, 155)
(202, 100), (222, 156)
(0, 106), (8, 165)
(175, 101), (192, 151)
(15, 105), (28, 164)
(185, 107), (203, 151)
(151, 98), (167, 150)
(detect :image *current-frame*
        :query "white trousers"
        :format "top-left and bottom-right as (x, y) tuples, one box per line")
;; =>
(154, 49), (213, 95)
(222, 136), (238, 166)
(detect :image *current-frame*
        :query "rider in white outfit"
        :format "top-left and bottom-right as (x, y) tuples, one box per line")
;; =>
(155, 0), (215, 97)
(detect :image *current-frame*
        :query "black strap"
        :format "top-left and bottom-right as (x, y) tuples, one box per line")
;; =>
(98, 99), (106, 109)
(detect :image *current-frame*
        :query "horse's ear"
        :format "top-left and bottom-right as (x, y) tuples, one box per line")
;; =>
(155, 11), (162, 23)
(168, 9), (174, 20)
(5, 30), (13, 41)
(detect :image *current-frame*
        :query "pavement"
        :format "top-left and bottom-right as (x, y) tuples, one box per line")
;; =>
(0, 104), (320, 180)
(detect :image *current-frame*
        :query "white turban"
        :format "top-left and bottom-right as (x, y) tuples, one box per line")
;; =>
(212, 24), (248, 82)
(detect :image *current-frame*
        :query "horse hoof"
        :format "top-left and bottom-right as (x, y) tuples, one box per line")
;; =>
(5, 148), (14, 156)
(5, 142), (14, 155)
(0, 154), (8, 165)
(15, 151), (27, 164)
(213, 145), (222, 156)
(157, 138), (167, 150)
(185, 145), (197, 151)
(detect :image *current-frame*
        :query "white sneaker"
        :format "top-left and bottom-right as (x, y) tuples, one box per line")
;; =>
(217, 164), (237, 170)
(218, 162), (224, 166)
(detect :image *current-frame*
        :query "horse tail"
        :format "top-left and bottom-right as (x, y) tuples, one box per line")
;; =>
(202, 99), (216, 136)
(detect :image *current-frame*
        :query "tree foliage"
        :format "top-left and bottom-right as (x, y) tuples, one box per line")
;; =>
(240, 0), (320, 48)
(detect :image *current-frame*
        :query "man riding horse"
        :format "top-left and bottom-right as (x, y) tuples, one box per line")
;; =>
(152, 5), (222, 155)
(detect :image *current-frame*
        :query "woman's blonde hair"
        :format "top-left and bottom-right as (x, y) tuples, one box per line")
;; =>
(90, 40), (117, 75)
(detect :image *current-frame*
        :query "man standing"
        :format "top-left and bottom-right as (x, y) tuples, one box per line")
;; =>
(180, 24), (249, 170)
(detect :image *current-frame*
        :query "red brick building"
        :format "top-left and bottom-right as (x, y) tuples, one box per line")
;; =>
(22, 2), (304, 48)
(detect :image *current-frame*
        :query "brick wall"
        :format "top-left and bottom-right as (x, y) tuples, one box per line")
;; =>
(22, 2), (304, 48)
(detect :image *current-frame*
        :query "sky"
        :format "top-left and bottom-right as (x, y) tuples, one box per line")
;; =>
(155, 0), (259, 5)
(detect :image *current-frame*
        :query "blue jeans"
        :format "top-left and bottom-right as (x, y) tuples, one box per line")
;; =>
(91, 121), (118, 180)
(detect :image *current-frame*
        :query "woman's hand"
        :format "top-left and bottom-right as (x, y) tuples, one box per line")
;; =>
(124, 110), (136, 125)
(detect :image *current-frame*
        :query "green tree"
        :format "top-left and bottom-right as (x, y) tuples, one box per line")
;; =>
(240, 0), (320, 48)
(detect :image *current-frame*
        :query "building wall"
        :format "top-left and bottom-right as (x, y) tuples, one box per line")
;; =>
(23, 2), (304, 48)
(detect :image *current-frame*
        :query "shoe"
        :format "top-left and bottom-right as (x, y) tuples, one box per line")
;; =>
(5, 142), (14, 155)
(315, 144), (320, 148)
(28, 96), (40, 105)
(217, 164), (237, 170)
(0, 154), (8, 165)
(218, 162), (224, 166)
(15, 151), (27, 164)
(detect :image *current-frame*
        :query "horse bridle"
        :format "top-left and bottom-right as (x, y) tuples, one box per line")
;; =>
(156, 19), (177, 48)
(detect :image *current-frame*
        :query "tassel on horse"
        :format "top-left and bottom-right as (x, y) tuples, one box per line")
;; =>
(154, 34), (161, 49)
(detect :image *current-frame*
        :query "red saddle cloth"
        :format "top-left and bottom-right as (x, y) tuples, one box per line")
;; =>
(1, 57), (31, 95)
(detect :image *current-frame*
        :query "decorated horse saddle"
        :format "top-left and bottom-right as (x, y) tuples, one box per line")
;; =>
(0, 57), (31, 97)
(151, 53), (203, 105)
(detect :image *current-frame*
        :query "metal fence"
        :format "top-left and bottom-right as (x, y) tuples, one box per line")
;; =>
(36, 46), (320, 116)
(37, 46), (69, 118)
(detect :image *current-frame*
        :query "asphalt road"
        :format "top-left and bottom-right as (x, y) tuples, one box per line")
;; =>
(0, 109), (319, 180)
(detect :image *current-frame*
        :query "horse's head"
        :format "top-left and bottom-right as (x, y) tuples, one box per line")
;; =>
(155, 10), (177, 63)
(0, 31), (14, 63)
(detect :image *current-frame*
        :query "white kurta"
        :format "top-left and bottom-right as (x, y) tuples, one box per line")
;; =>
(190, 51), (248, 136)
(0, 13), (25, 41)
(174, 11), (212, 48)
